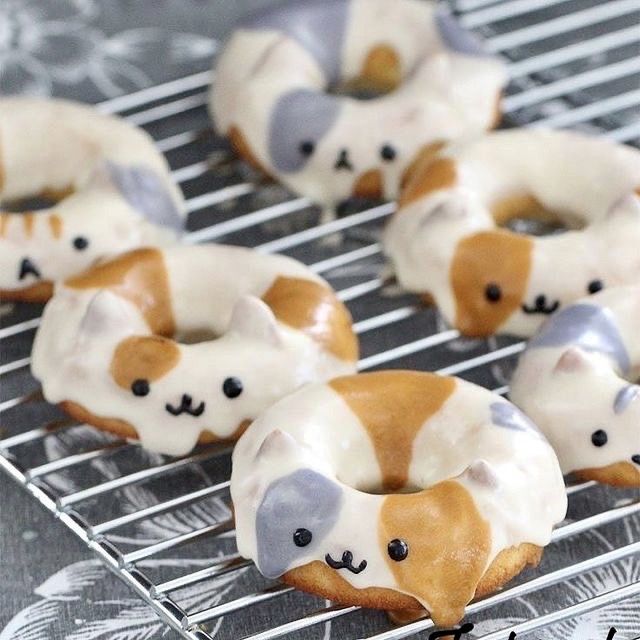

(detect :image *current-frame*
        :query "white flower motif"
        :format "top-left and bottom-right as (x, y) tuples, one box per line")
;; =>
(0, 0), (99, 95)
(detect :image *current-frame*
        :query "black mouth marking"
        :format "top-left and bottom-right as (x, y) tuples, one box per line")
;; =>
(522, 294), (560, 316)
(19, 257), (41, 281)
(165, 394), (205, 417)
(632, 454), (640, 465)
(325, 550), (367, 574)
(334, 149), (354, 172)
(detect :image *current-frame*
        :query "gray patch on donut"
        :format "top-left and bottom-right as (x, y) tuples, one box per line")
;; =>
(528, 303), (630, 374)
(613, 385), (640, 414)
(255, 468), (342, 579)
(435, 7), (489, 57)
(107, 162), (183, 233)
(268, 89), (341, 173)
(490, 401), (542, 437)
(240, 0), (350, 82)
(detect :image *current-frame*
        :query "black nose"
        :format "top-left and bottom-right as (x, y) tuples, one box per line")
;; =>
(535, 294), (547, 309)
(334, 148), (354, 171)
(182, 394), (192, 407)
(342, 550), (353, 563)
(19, 257), (41, 280)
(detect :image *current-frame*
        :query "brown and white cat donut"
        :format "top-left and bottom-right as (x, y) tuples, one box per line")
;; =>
(384, 129), (640, 337)
(31, 245), (358, 455)
(210, 0), (506, 209)
(0, 98), (185, 302)
(231, 371), (567, 626)
(511, 285), (640, 487)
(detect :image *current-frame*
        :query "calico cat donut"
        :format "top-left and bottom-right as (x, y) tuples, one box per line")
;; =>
(511, 286), (640, 487)
(384, 129), (640, 337)
(31, 245), (358, 455)
(210, 0), (506, 208)
(0, 98), (185, 302)
(231, 371), (566, 626)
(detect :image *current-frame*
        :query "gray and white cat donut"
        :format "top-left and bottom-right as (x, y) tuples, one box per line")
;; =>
(511, 285), (640, 487)
(0, 98), (185, 302)
(384, 129), (640, 337)
(32, 244), (358, 456)
(231, 371), (566, 626)
(210, 0), (506, 209)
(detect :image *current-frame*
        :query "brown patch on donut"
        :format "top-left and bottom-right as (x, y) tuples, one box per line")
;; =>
(399, 142), (446, 191)
(329, 371), (456, 490)
(352, 169), (384, 199)
(355, 45), (402, 94)
(48, 213), (63, 239)
(66, 248), (175, 336)
(60, 401), (251, 445)
(283, 541), (542, 627)
(262, 276), (358, 362)
(0, 281), (54, 303)
(380, 481), (491, 626)
(228, 125), (270, 176)
(491, 193), (557, 226)
(110, 335), (181, 391)
(575, 461), (640, 487)
(0, 214), (9, 237)
(451, 230), (533, 336)
(22, 212), (35, 237)
(399, 157), (457, 209)
(39, 185), (75, 202)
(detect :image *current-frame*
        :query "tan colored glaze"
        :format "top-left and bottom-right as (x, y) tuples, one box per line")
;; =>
(110, 335), (181, 391)
(228, 125), (270, 176)
(451, 230), (533, 337)
(399, 157), (457, 209)
(66, 247), (176, 336)
(61, 401), (251, 445)
(0, 214), (8, 237)
(575, 461), (640, 487)
(283, 543), (541, 626)
(48, 213), (63, 239)
(23, 212), (35, 237)
(329, 371), (456, 490)
(261, 276), (359, 362)
(399, 141), (446, 191)
(352, 169), (384, 199)
(355, 44), (402, 94)
(491, 193), (557, 226)
(380, 481), (491, 626)
(0, 281), (53, 302)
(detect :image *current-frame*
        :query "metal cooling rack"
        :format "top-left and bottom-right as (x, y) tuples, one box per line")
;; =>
(1, 0), (639, 638)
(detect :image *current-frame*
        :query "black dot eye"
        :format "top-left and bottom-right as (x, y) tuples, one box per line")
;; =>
(73, 236), (89, 251)
(222, 377), (243, 399)
(587, 279), (604, 295)
(591, 429), (608, 447)
(293, 528), (312, 547)
(299, 140), (315, 157)
(485, 283), (502, 303)
(387, 538), (408, 561)
(131, 379), (150, 397)
(380, 144), (396, 162)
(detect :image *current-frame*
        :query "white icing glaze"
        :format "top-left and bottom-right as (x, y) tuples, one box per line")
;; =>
(511, 285), (640, 478)
(231, 373), (566, 613)
(0, 98), (185, 295)
(210, 0), (506, 207)
(383, 129), (640, 337)
(31, 245), (356, 456)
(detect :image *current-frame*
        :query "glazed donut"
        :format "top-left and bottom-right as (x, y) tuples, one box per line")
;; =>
(384, 129), (640, 337)
(31, 245), (358, 455)
(210, 0), (506, 208)
(0, 98), (185, 302)
(231, 371), (566, 626)
(511, 285), (640, 487)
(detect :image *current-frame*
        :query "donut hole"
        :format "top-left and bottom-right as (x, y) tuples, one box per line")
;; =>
(2, 186), (74, 212)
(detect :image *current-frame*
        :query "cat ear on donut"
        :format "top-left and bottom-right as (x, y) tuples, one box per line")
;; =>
(228, 295), (283, 347)
(552, 347), (593, 374)
(76, 291), (142, 342)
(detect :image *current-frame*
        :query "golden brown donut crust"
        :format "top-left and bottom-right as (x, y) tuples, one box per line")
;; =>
(575, 461), (640, 487)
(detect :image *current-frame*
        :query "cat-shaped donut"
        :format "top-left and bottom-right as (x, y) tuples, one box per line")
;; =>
(231, 371), (566, 626)
(0, 98), (185, 301)
(210, 0), (506, 209)
(31, 245), (358, 455)
(511, 285), (640, 487)
(384, 129), (640, 337)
